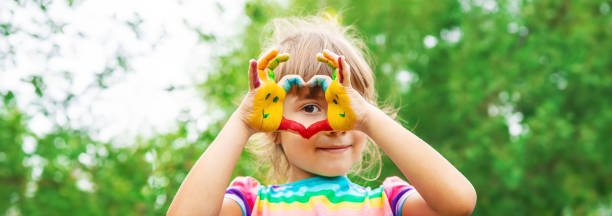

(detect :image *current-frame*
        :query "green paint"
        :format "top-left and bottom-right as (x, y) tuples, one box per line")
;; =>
(268, 58), (279, 69)
(268, 69), (275, 80)
(332, 68), (337, 80)
(262, 110), (270, 119)
(339, 112), (345, 118)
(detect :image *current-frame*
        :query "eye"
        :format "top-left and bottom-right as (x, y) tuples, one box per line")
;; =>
(301, 104), (320, 114)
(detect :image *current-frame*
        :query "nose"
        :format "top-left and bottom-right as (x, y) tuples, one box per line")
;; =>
(325, 130), (346, 136)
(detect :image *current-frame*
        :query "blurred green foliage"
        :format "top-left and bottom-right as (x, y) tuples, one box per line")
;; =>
(1, 0), (611, 215)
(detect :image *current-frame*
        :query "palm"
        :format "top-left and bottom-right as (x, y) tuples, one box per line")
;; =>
(240, 50), (290, 132)
(311, 49), (371, 131)
(343, 86), (372, 130)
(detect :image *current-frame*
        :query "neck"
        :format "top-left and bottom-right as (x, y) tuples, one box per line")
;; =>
(286, 164), (317, 184)
(285, 164), (349, 184)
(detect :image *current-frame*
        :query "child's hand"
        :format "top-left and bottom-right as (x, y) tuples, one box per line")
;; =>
(236, 49), (290, 133)
(308, 49), (375, 132)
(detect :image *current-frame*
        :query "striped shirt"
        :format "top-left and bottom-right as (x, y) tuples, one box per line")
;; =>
(225, 175), (415, 216)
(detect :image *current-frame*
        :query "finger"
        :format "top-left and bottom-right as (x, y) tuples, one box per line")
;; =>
(316, 53), (336, 69)
(267, 53), (290, 71)
(257, 49), (279, 80)
(258, 49), (279, 70)
(257, 49), (278, 70)
(306, 75), (332, 92)
(338, 55), (351, 87)
(322, 49), (339, 68)
(278, 75), (305, 92)
(316, 53), (328, 64)
(248, 59), (260, 90)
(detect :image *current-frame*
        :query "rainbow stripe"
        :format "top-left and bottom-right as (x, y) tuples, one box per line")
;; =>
(251, 176), (394, 216)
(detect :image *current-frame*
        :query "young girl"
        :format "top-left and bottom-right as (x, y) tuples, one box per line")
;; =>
(167, 15), (476, 216)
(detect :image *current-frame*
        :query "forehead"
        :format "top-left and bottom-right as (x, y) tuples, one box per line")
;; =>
(286, 86), (325, 100)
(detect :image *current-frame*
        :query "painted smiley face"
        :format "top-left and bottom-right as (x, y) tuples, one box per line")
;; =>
(309, 52), (357, 133)
(246, 50), (357, 138)
(246, 50), (290, 132)
(324, 79), (356, 131)
(248, 79), (286, 132)
(249, 75), (356, 138)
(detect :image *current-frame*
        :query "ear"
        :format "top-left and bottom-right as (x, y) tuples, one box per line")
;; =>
(273, 131), (282, 145)
(264, 131), (281, 145)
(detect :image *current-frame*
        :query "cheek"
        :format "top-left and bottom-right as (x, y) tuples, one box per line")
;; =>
(283, 109), (327, 127)
(349, 131), (368, 157)
(279, 130), (371, 177)
(280, 132), (312, 158)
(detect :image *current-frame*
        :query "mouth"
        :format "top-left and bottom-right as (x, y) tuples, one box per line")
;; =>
(316, 145), (352, 153)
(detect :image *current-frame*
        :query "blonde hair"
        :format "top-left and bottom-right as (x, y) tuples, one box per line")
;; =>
(246, 13), (392, 184)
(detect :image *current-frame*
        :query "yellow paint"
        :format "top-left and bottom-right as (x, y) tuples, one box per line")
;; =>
(247, 70), (286, 132)
(325, 79), (356, 131)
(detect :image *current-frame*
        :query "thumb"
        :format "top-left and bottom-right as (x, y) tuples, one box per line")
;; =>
(248, 59), (259, 90)
(338, 56), (351, 88)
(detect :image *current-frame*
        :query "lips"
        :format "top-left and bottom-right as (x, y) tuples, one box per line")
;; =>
(278, 117), (334, 139)
(317, 145), (352, 153)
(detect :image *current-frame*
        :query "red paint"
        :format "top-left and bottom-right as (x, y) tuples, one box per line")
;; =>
(337, 56), (344, 83)
(250, 60), (260, 88)
(306, 119), (334, 138)
(278, 117), (334, 139)
(278, 117), (307, 138)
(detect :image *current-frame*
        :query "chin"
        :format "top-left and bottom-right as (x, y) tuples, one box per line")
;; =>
(310, 164), (352, 177)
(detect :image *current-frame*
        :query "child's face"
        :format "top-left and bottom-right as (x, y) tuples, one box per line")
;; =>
(278, 86), (368, 178)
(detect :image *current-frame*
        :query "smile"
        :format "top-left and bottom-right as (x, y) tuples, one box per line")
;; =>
(316, 145), (352, 153)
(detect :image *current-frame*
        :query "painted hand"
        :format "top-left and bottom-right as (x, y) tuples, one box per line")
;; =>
(240, 49), (370, 138)
(242, 49), (308, 136)
(306, 49), (371, 133)
(245, 49), (290, 132)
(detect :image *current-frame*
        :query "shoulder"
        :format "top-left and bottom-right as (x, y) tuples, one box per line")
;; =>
(224, 176), (262, 216)
(226, 176), (262, 200)
(228, 176), (261, 190)
(382, 176), (414, 194)
(381, 176), (417, 215)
